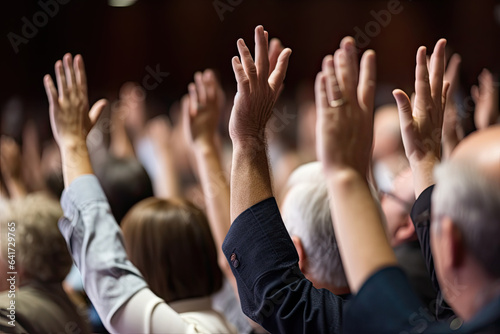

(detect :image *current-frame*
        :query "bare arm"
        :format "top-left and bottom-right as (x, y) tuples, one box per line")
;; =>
(147, 116), (180, 198)
(315, 38), (397, 293)
(229, 27), (291, 220)
(183, 70), (231, 272)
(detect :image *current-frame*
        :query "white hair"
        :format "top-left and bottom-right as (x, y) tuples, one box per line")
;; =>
(433, 161), (500, 277)
(282, 162), (348, 289)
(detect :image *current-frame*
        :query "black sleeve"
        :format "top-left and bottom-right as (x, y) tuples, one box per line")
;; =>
(411, 185), (456, 321)
(222, 197), (345, 334)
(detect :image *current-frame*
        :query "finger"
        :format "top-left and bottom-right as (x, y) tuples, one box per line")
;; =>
(414, 46), (432, 116)
(268, 38), (284, 76)
(340, 36), (359, 88)
(43, 75), (58, 106)
(254, 25), (270, 83)
(442, 81), (450, 112)
(74, 54), (88, 96)
(237, 38), (258, 85)
(429, 39), (447, 109)
(471, 85), (480, 103)
(357, 50), (376, 113)
(232, 56), (250, 94)
(89, 99), (107, 126)
(203, 69), (217, 102)
(194, 72), (207, 105)
(63, 53), (77, 90)
(334, 40), (357, 103)
(55, 60), (68, 99)
(393, 89), (413, 130)
(444, 53), (461, 96)
(268, 48), (292, 94)
(322, 55), (342, 103)
(188, 82), (199, 115)
(314, 72), (329, 110)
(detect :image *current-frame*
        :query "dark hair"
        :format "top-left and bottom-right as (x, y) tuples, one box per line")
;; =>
(121, 197), (223, 302)
(95, 156), (154, 223)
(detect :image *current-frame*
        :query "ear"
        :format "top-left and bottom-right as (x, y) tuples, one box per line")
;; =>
(291, 235), (308, 274)
(441, 217), (466, 270)
(394, 215), (416, 242)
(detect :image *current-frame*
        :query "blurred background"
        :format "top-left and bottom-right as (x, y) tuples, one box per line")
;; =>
(1, 0), (499, 140)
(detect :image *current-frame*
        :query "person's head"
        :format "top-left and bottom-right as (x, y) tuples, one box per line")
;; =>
(0, 193), (72, 284)
(96, 155), (154, 223)
(372, 104), (403, 161)
(431, 125), (500, 320)
(381, 167), (416, 247)
(121, 197), (222, 303)
(281, 162), (349, 294)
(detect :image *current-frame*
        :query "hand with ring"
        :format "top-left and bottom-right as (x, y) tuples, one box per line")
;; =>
(315, 37), (376, 177)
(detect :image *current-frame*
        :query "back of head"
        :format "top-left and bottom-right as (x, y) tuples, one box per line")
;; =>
(121, 197), (222, 303)
(96, 155), (154, 223)
(433, 162), (500, 278)
(282, 162), (348, 289)
(0, 193), (72, 283)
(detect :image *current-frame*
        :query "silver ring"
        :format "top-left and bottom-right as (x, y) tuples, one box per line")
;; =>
(329, 98), (346, 108)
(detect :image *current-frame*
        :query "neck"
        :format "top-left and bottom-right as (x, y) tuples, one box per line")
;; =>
(449, 261), (500, 321)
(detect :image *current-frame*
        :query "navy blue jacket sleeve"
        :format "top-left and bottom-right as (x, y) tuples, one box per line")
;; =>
(411, 185), (456, 321)
(222, 197), (344, 334)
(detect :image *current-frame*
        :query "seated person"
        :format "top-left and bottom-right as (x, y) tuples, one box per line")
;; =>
(120, 197), (232, 328)
(380, 167), (436, 307)
(0, 193), (90, 333)
(281, 161), (349, 296)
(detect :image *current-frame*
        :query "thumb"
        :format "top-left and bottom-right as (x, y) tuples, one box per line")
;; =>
(393, 89), (413, 128)
(89, 99), (108, 126)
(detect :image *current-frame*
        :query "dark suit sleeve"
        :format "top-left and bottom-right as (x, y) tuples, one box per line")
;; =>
(410, 185), (439, 293)
(410, 185), (456, 321)
(222, 197), (344, 334)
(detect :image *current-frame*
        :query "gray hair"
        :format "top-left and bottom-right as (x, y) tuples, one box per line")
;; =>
(433, 162), (500, 277)
(0, 193), (72, 282)
(282, 162), (348, 289)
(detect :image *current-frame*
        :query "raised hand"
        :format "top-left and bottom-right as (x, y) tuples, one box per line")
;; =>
(392, 40), (449, 196)
(229, 25), (292, 144)
(442, 54), (462, 159)
(472, 69), (499, 130)
(43, 54), (107, 148)
(315, 37), (376, 176)
(184, 69), (225, 146)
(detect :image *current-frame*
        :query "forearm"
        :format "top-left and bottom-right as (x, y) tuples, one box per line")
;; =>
(230, 138), (273, 221)
(327, 168), (397, 293)
(4, 178), (27, 199)
(60, 141), (94, 187)
(410, 157), (439, 198)
(153, 145), (180, 199)
(194, 141), (231, 263)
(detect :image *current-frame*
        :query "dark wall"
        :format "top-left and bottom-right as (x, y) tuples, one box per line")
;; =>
(1, 0), (499, 137)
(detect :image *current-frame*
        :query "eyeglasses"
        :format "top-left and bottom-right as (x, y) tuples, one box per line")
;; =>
(379, 190), (414, 214)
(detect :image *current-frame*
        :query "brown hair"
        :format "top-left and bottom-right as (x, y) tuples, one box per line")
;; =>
(121, 197), (222, 302)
